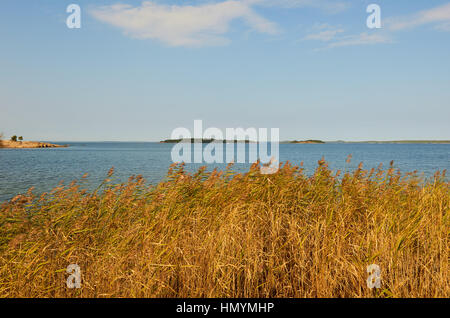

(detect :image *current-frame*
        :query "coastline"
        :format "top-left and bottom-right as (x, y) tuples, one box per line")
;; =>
(0, 140), (68, 149)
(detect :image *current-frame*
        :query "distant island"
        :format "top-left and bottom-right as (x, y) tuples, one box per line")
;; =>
(161, 138), (326, 144)
(161, 139), (450, 144)
(161, 138), (254, 143)
(329, 140), (450, 144)
(285, 140), (325, 144)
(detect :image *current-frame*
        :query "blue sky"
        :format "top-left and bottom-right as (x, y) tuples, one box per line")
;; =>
(1, 0), (450, 141)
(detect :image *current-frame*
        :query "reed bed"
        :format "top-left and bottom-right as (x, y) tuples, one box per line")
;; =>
(0, 160), (448, 298)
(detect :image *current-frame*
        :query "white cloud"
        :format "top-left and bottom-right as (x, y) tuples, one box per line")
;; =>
(303, 23), (391, 49)
(387, 2), (450, 31)
(326, 32), (392, 48)
(303, 24), (344, 41)
(256, 0), (349, 13)
(317, 3), (450, 49)
(435, 21), (450, 32)
(90, 1), (449, 49)
(304, 29), (344, 41)
(90, 1), (280, 47)
(302, 3), (450, 50)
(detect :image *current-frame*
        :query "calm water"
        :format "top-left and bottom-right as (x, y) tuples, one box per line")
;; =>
(0, 142), (449, 202)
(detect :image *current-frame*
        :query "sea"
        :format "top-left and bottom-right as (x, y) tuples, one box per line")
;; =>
(0, 142), (449, 202)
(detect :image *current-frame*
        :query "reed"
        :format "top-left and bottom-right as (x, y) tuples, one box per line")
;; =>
(0, 160), (448, 298)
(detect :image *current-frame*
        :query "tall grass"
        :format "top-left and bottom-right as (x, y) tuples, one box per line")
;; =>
(0, 160), (448, 298)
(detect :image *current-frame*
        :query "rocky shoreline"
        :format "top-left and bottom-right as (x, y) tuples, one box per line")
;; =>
(0, 140), (68, 149)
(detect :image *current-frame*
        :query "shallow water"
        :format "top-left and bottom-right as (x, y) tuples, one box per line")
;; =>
(0, 142), (448, 202)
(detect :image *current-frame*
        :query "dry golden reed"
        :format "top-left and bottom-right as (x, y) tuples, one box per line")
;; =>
(0, 160), (448, 298)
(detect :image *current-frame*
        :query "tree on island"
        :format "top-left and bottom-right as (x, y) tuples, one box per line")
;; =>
(18, 136), (23, 142)
(10, 135), (18, 142)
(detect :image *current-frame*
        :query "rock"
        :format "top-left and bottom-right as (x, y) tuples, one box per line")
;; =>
(0, 140), (68, 149)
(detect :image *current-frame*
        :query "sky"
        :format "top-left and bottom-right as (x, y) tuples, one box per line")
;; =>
(0, 0), (449, 141)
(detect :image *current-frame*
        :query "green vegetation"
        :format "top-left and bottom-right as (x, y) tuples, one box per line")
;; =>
(161, 138), (253, 143)
(10, 135), (17, 142)
(0, 161), (448, 297)
(288, 140), (325, 144)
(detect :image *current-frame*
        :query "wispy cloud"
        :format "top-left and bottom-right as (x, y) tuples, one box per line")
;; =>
(90, 1), (449, 49)
(435, 21), (450, 32)
(256, 0), (350, 14)
(303, 3), (450, 50)
(303, 23), (344, 42)
(387, 2), (450, 32)
(90, 1), (280, 47)
(303, 23), (391, 49)
(327, 32), (392, 48)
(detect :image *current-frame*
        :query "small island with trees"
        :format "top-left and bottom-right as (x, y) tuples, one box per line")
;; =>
(0, 134), (68, 149)
(286, 140), (325, 144)
(160, 138), (254, 143)
(161, 138), (326, 144)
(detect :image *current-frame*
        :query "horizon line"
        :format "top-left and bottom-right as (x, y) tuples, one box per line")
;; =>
(31, 139), (450, 143)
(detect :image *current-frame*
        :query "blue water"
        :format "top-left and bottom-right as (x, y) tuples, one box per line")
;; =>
(0, 142), (449, 202)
